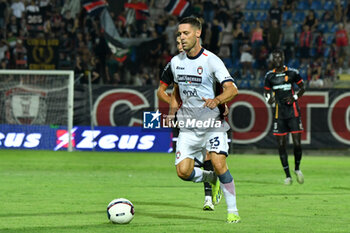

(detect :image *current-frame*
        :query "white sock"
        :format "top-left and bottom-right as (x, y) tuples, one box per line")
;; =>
(205, 195), (212, 202)
(191, 167), (215, 183)
(221, 180), (238, 214)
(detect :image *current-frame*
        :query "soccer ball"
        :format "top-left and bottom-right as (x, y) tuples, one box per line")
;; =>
(107, 198), (135, 224)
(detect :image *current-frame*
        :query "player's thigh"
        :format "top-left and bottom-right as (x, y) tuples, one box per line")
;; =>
(273, 118), (288, 135)
(175, 131), (204, 166)
(287, 117), (303, 133)
(210, 152), (228, 175)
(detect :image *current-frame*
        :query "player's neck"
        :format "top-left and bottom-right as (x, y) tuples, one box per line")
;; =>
(187, 44), (202, 58)
(275, 65), (285, 73)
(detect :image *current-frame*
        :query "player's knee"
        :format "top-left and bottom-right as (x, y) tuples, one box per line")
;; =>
(176, 166), (193, 180)
(294, 143), (301, 151)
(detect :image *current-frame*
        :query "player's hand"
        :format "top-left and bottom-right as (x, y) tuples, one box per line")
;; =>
(284, 96), (295, 105)
(268, 96), (276, 105)
(223, 104), (229, 117)
(165, 114), (175, 127)
(202, 97), (220, 109)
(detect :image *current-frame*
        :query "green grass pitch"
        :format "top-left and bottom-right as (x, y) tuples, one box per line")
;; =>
(0, 150), (349, 233)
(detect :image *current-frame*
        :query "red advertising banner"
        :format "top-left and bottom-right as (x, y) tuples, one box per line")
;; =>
(76, 86), (350, 149)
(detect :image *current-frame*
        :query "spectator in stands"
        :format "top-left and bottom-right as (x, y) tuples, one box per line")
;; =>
(74, 54), (86, 83)
(154, 16), (166, 36)
(334, 0), (343, 23)
(110, 71), (121, 85)
(139, 21), (152, 38)
(163, 17), (177, 55)
(10, 0), (25, 29)
(282, 19), (296, 64)
(345, 2), (350, 22)
(7, 15), (20, 36)
(0, 58), (7, 69)
(251, 21), (264, 59)
(267, 19), (282, 51)
(231, 4), (244, 29)
(208, 18), (222, 54)
(0, 39), (9, 62)
(240, 42), (254, 75)
(299, 24), (312, 63)
(0, 0), (8, 30)
(216, 0), (230, 28)
(192, 0), (203, 16)
(335, 22), (348, 61)
(203, 0), (216, 24)
(255, 44), (268, 77)
(231, 22), (244, 61)
(199, 17), (210, 49)
(268, 0), (283, 25)
(12, 39), (27, 69)
(282, 0), (296, 12)
(314, 31), (325, 58)
(303, 10), (318, 32)
(323, 60), (336, 87)
(321, 10), (334, 22)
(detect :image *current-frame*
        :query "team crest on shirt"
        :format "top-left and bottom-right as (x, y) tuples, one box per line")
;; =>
(176, 151), (181, 159)
(197, 66), (203, 75)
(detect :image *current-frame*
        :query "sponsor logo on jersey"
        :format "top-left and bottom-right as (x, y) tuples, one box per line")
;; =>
(183, 89), (198, 97)
(272, 83), (292, 91)
(176, 66), (185, 70)
(276, 73), (285, 77)
(285, 75), (289, 82)
(178, 75), (202, 84)
(197, 66), (203, 75)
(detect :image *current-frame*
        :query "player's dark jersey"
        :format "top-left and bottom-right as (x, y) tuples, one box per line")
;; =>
(264, 66), (303, 119)
(160, 62), (174, 86)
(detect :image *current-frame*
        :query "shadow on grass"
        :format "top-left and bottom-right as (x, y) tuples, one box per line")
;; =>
(331, 186), (350, 191)
(136, 210), (222, 222)
(0, 210), (102, 218)
(238, 179), (277, 185)
(134, 200), (198, 209)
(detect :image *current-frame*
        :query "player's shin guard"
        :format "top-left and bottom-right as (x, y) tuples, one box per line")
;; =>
(278, 147), (291, 177)
(203, 160), (213, 197)
(218, 170), (238, 214)
(294, 145), (302, 171)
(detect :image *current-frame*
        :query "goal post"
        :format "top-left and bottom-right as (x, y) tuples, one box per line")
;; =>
(0, 70), (74, 151)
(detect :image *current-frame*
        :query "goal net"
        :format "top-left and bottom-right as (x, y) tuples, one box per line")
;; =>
(0, 70), (74, 151)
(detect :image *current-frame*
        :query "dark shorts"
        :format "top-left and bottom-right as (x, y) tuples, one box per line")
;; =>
(273, 117), (303, 136)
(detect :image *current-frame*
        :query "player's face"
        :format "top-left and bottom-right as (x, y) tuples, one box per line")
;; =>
(176, 37), (184, 53)
(177, 23), (200, 52)
(272, 52), (284, 68)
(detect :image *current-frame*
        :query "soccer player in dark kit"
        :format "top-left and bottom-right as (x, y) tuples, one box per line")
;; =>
(264, 49), (305, 185)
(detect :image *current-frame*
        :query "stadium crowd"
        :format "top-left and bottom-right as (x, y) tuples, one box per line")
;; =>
(0, 0), (349, 88)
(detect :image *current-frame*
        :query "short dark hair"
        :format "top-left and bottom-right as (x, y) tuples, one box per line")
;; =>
(272, 48), (284, 56)
(178, 17), (202, 30)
